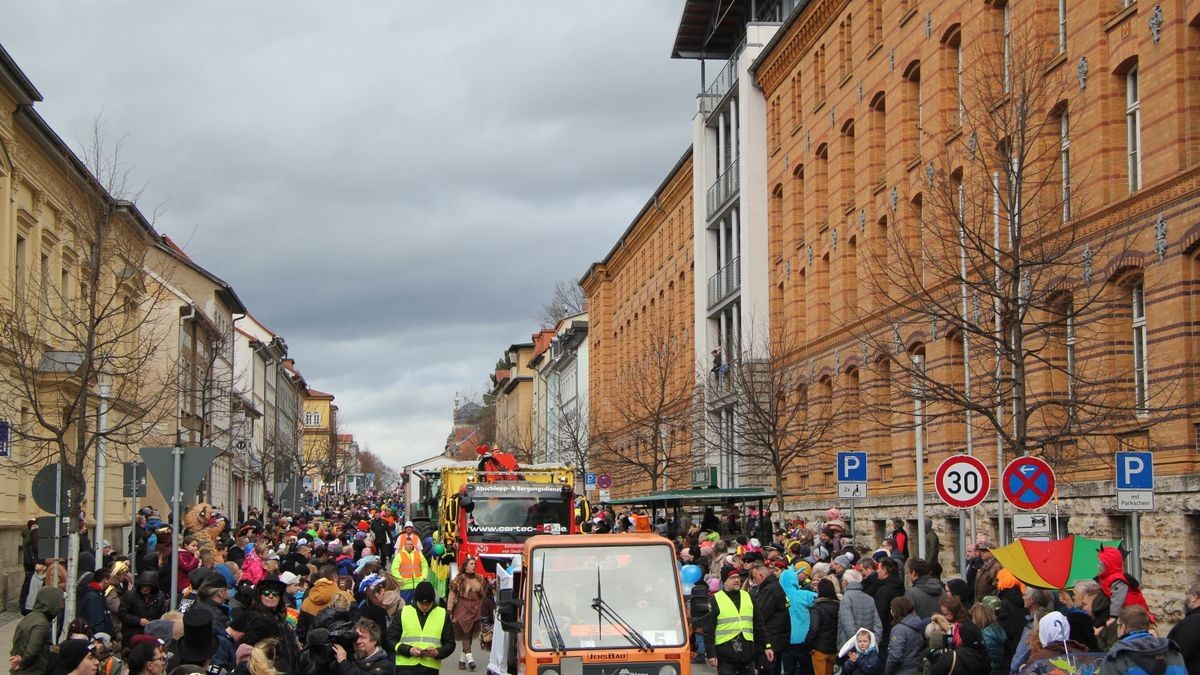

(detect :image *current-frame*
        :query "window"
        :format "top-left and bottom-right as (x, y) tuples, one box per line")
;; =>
(1060, 108), (1072, 221)
(868, 95), (886, 186)
(815, 144), (830, 218)
(815, 45), (827, 103)
(1065, 297), (1076, 414)
(840, 14), (853, 80)
(1003, 3), (1012, 93)
(39, 252), (50, 309)
(304, 410), (321, 427)
(1132, 281), (1148, 414)
(943, 29), (964, 129)
(791, 71), (803, 129)
(1057, 0), (1067, 53)
(903, 62), (922, 161)
(842, 121), (856, 211)
(15, 235), (26, 297)
(1126, 67), (1142, 192)
(870, 0), (883, 45)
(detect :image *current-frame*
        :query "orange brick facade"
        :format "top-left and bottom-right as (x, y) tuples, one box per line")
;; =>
(582, 150), (696, 498)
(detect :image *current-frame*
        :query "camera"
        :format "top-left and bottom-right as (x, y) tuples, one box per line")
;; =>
(328, 629), (359, 652)
(206, 665), (231, 675)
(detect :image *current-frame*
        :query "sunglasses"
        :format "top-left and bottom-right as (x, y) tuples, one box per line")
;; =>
(260, 589), (281, 597)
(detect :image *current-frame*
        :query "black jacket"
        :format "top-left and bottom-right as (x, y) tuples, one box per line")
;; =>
(121, 583), (168, 636)
(704, 589), (768, 664)
(754, 574), (791, 652)
(336, 647), (396, 675)
(1167, 605), (1200, 675)
(809, 597), (841, 655)
(929, 621), (990, 675)
(868, 573), (905, 650)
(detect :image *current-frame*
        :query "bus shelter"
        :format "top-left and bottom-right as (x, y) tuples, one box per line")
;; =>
(603, 486), (776, 538)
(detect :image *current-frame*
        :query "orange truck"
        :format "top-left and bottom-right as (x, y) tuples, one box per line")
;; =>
(497, 533), (710, 675)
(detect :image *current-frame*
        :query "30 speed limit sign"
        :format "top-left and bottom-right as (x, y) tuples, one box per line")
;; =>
(935, 455), (992, 509)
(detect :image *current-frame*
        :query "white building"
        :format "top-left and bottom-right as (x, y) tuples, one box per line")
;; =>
(530, 312), (589, 473)
(680, 2), (798, 488)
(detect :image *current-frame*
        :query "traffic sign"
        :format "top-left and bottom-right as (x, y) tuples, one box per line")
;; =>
(598, 489), (611, 501)
(837, 452), (868, 482)
(1117, 490), (1154, 511)
(584, 472), (597, 488)
(1002, 456), (1055, 510)
(935, 455), (991, 509)
(32, 463), (84, 515)
(123, 462), (147, 498)
(1115, 452), (1153, 490)
(838, 482), (867, 499)
(596, 474), (612, 490)
(139, 446), (221, 505)
(1012, 513), (1052, 537)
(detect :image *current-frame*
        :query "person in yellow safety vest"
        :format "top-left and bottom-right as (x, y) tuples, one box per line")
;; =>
(390, 538), (430, 604)
(384, 581), (454, 675)
(705, 565), (767, 675)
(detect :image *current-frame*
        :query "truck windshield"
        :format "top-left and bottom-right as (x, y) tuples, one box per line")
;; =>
(528, 543), (686, 651)
(467, 496), (570, 535)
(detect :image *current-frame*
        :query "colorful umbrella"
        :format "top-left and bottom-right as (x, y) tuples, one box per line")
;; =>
(991, 535), (1122, 589)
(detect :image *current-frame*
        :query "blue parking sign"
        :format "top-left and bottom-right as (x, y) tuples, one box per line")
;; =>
(1115, 452), (1153, 490)
(585, 472), (596, 487)
(838, 452), (867, 482)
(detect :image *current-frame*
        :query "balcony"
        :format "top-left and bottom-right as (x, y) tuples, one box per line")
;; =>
(707, 256), (741, 308)
(706, 158), (740, 220)
(698, 40), (745, 117)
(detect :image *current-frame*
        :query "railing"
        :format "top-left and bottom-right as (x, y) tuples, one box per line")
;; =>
(699, 39), (746, 116)
(706, 158), (740, 219)
(707, 256), (741, 307)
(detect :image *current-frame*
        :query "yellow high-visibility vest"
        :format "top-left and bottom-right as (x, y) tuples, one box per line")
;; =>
(712, 589), (754, 645)
(394, 604), (446, 669)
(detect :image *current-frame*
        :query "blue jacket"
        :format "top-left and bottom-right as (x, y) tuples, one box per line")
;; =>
(780, 568), (817, 645)
(1099, 631), (1187, 675)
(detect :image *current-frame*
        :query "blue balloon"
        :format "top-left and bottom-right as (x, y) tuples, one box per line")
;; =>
(680, 564), (703, 585)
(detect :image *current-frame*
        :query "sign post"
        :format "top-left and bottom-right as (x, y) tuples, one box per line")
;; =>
(140, 441), (221, 608)
(1115, 451), (1153, 579)
(935, 455), (991, 510)
(123, 462), (146, 574)
(837, 452), (867, 539)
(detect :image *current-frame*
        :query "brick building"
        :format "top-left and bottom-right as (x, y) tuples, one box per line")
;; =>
(581, 150), (696, 497)
(746, 0), (1200, 613)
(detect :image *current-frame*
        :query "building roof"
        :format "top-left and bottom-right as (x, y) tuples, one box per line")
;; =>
(306, 388), (335, 400)
(606, 486), (776, 507)
(0, 43), (42, 105)
(158, 234), (248, 315)
(580, 147), (693, 287)
(671, 0), (749, 59)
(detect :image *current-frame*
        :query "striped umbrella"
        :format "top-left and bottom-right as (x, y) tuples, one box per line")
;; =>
(990, 535), (1122, 590)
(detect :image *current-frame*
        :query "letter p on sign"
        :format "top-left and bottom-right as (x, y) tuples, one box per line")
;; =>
(1116, 451), (1153, 490)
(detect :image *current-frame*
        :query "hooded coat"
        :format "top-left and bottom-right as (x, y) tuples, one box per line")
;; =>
(10, 587), (63, 675)
(905, 575), (945, 620)
(780, 569), (817, 645)
(839, 581), (884, 648)
(121, 571), (168, 637)
(1098, 631), (1187, 675)
(841, 629), (884, 675)
(884, 613), (927, 675)
(1096, 547), (1151, 620)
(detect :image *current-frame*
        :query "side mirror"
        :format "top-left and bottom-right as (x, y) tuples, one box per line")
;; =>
(688, 581), (712, 622)
(460, 495), (475, 513)
(498, 587), (520, 631)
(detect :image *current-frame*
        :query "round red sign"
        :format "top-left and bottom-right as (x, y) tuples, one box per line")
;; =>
(935, 455), (992, 509)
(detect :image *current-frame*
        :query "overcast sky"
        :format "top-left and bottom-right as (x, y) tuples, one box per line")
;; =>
(1, 2), (699, 470)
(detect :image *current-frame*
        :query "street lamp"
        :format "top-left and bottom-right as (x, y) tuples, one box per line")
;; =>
(910, 352), (927, 561)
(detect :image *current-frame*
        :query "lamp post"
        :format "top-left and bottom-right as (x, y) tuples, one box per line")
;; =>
(94, 372), (112, 570)
(911, 353), (927, 560)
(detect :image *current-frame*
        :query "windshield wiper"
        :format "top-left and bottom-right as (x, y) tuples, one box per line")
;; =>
(533, 553), (566, 653)
(591, 567), (654, 651)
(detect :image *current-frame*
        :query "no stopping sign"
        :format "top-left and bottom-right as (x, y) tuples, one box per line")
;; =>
(935, 454), (992, 509)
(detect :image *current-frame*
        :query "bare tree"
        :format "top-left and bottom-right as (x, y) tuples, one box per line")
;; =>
(590, 326), (694, 492)
(0, 123), (176, 623)
(535, 279), (586, 327)
(857, 16), (1174, 471)
(548, 404), (590, 474)
(696, 325), (840, 511)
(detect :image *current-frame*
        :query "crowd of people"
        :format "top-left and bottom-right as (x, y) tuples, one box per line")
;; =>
(9, 491), (488, 675)
(669, 507), (1198, 675)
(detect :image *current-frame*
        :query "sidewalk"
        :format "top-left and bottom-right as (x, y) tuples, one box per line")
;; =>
(0, 610), (21, 654)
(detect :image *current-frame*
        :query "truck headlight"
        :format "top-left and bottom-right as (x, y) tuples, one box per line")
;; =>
(659, 666), (678, 675)
(541, 669), (559, 675)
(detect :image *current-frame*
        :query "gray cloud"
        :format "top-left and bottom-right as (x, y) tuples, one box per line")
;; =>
(1, 1), (698, 468)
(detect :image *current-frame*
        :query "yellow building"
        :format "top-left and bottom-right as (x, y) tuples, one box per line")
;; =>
(301, 387), (336, 494)
(492, 343), (536, 463)
(0, 45), (175, 607)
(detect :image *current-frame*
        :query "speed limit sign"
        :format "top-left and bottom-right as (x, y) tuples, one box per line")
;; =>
(935, 455), (991, 509)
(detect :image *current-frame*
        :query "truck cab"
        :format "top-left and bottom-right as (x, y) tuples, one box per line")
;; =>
(500, 534), (703, 675)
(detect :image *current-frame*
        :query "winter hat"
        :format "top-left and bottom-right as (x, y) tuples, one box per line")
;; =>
(146, 618), (179, 643)
(980, 595), (1002, 612)
(793, 561), (812, 578)
(358, 573), (386, 595)
(278, 571), (301, 586)
(1038, 611), (1071, 648)
(355, 555), (380, 574)
(832, 554), (853, 569)
(720, 565), (742, 582)
(129, 634), (163, 649)
(413, 581), (437, 603)
(57, 639), (95, 671)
